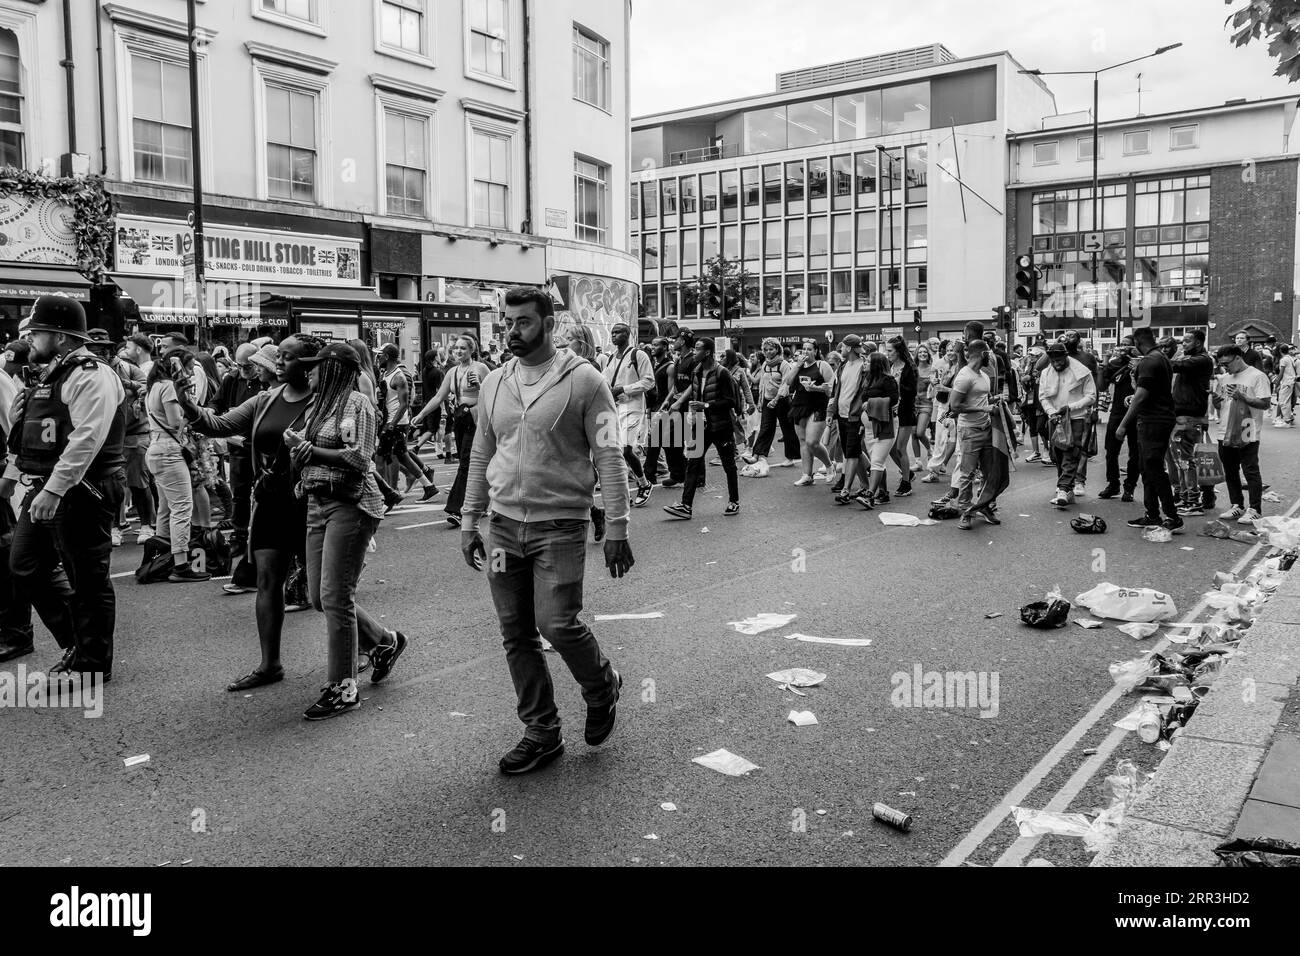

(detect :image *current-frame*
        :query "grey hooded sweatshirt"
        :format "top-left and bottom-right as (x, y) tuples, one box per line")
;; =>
(462, 347), (631, 540)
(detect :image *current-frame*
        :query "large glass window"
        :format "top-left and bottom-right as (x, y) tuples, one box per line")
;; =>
(662, 282), (679, 319)
(763, 275), (783, 315)
(385, 110), (428, 217)
(641, 180), (658, 220)
(266, 84), (316, 201)
(808, 158), (828, 209)
(831, 271), (852, 311)
(880, 208), (902, 261)
(661, 230), (677, 276)
(808, 216), (828, 267)
(742, 222), (761, 263)
(679, 175), (697, 218)
(744, 106), (787, 154)
(786, 274), (806, 313)
(573, 25), (610, 111)
(0, 29), (22, 167)
(701, 225), (718, 262)
(832, 154), (853, 210)
(881, 267), (901, 310)
(881, 81), (929, 134)
(763, 164), (782, 214)
(764, 220), (782, 262)
(905, 144), (927, 203)
(381, 0), (426, 55)
(879, 147), (903, 202)
(642, 232), (659, 273)
(905, 209), (927, 263)
(721, 169), (739, 221)
(700, 172), (719, 220)
(786, 219), (805, 268)
(855, 211), (876, 265)
(906, 266), (927, 307)
(855, 269), (875, 311)
(681, 228), (698, 276)
(1132, 176), (1211, 307)
(808, 272), (828, 313)
(721, 224), (738, 260)
(469, 0), (509, 78)
(832, 213), (852, 269)
(661, 178), (677, 217)
(786, 98), (833, 147)
(785, 161), (805, 215)
(834, 90), (882, 141)
(132, 55), (193, 186)
(743, 276), (760, 316)
(855, 151), (876, 205)
(742, 167), (760, 216)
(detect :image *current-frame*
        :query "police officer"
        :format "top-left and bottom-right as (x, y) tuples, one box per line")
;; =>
(0, 297), (127, 679)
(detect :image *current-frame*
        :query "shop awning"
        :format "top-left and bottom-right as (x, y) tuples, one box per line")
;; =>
(0, 265), (93, 301)
(256, 285), (381, 304)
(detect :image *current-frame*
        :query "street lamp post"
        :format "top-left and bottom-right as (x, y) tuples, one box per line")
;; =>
(1020, 44), (1181, 346)
(879, 146), (899, 330)
(186, 0), (208, 350)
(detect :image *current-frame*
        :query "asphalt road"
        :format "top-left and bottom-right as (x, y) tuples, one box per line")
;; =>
(2, 427), (1295, 867)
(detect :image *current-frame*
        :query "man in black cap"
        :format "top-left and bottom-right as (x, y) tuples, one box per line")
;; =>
(0, 296), (127, 679)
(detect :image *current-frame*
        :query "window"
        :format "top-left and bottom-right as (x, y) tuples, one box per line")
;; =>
(641, 180), (658, 220)
(742, 222), (760, 262)
(661, 178), (677, 217)
(832, 155), (853, 209)
(763, 164), (782, 214)
(743, 276), (760, 316)
(681, 229), (698, 275)
(881, 82), (929, 134)
(763, 275), (783, 315)
(384, 110), (428, 217)
(380, 0), (427, 56)
(785, 219), (805, 265)
(679, 175), (696, 218)
(721, 169), (739, 221)
(261, 0), (320, 25)
(905, 145), (927, 203)
(1170, 124), (1198, 150)
(643, 285), (658, 318)
(1124, 130), (1150, 155)
(682, 282), (699, 317)
(906, 266), (927, 307)
(855, 269), (875, 311)
(472, 128), (511, 228)
(131, 55), (193, 186)
(834, 90), (882, 141)
(629, 180), (639, 223)
(573, 25), (610, 111)
(786, 274), (806, 313)
(662, 282), (679, 318)
(642, 232), (659, 273)
(701, 225), (718, 262)
(831, 271), (852, 311)
(1033, 141), (1058, 165)
(764, 220), (782, 261)
(880, 208), (902, 259)
(266, 84), (316, 201)
(855, 211), (876, 265)
(855, 151), (876, 204)
(1077, 136), (1103, 161)
(785, 161), (805, 215)
(700, 172), (718, 219)
(468, 0), (509, 79)
(808, 216), (828, 266)
(660, 230), (677, 275)
(808, 158), (828, 207)
(742, 167), (760, 215)
(721, 224), (738, 260)
(786, 98), (833, 147)
(744, 106), (786, 154)
(574, 156), (609, 244)
(0, 29), (19, 167)
(905, 209), (927, 263)
(832, 213), (852, 268)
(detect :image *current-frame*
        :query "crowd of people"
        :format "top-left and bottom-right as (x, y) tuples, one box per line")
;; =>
(0, 288), (1291, 775)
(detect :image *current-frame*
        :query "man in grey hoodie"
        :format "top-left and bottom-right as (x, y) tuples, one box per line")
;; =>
(461, 286), (635, 775)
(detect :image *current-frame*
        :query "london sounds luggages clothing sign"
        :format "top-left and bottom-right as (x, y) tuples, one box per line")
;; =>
(113, 216), (362, 287)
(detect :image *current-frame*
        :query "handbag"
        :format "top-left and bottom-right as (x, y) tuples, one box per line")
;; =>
(1193, 442), (1227, 487)
(1050, 414), (1074, 450)
(149, 413), (195, 468)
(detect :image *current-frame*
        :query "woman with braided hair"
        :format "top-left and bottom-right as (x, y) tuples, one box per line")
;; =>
(174, 334), (325, 692)
(285, 343), (408, 720)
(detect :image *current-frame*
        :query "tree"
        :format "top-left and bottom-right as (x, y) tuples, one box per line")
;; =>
(1228, 0), (1300, 82)
(687, 255), (756, 332)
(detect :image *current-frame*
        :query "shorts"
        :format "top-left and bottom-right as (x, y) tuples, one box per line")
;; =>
(793, 407), (827, 426)
(915, 399), (933, 418)
(125, 435), (150, 488)
(378, 427), (409, 458)
(837, 415), (863, 458)
(616, 408), (646, 448)
(250, 487), (308, 555)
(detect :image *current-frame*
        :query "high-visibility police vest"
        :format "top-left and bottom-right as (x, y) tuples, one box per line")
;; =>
(9, 355), (126, 479)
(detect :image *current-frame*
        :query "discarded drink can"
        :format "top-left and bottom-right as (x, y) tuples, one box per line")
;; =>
(872, 802), (913, 832)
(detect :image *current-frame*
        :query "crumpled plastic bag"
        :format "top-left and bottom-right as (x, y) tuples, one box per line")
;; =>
(878, 512), (921, 527)
(1204, 591), (1254, 623)
(1254, 515), (1300, 549)
(1142, 526), (1173, 543)
(1020, 585), (1071, 629)
(729, 613), (797, 635)
(1109, 656), (1159, 693)
(765, 668), (827, 688)
(1076, 583), (1177, 623)
(1118, 622), (1159, 640)
(1201, 520), (1262, 544)
(1011, 761), (1151, 854)
(1214, 836), (1300, 867)
(1011, 807), (1095, 840)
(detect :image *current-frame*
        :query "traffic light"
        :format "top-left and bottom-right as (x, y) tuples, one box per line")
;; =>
(1015, 252), (1038, 307)
(912, 309), (923, 335)
(705, 282), (723, 318)
(992, 305), (1013, 334)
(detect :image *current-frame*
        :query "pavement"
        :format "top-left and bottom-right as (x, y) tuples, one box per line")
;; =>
(2, 430), (1299, 867)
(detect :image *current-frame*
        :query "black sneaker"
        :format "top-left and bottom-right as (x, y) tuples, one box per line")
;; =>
(1120, 490), (1135, 503)
(632, 484), (653, 508)
(660, 478), (680, 489)
(1097, 485), (1121, 500)
(304, 681), (361, 721)
(831, 475), (845, 493)
(895, 482), (913, 498)
(1162, 516), (1185, 534)
(420, 483), (441, 502)
(0, 636), (34, 664)
(874, 492), (891, 505)
(369, 630), (408, 684)
(663, 503), (692, 520)
(592, 508), (607, 542)
(585, 671), (623, 746)
(723, 501), (740, 516)
(169, 566), (212, 583)
(446, 513), (462, 528)
(1126, 514), (1161, 528)
(499, 737), (565, 775)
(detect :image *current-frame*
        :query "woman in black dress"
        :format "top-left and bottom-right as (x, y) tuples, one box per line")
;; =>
(886, 336), (918, 499)
(175, 334), (321, 691)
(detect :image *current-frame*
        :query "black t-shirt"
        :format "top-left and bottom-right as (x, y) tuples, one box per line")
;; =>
(254, 393), (309, 469)
(1135, 351), (1176, 424)
(1244, 348), (1263, 371)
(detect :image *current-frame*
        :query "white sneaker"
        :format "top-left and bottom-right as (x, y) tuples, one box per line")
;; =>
(1238, 508), (1262, 525)
(794, 475), (814, 487)
(1073, 485), (1086, 497)
(1219, 505), (1246, 521)
(775, 459), (798, 468)
(1051, 491), (1070, 507)
(110, 528), (123, 548)
(137, 525), (155, 544)
(1274, 419), (1291, 428)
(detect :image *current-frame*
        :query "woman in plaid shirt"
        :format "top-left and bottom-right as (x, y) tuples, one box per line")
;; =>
(285, 344), (410, 721)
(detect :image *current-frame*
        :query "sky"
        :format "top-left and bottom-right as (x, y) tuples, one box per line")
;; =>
(630, 0), (1298, 121)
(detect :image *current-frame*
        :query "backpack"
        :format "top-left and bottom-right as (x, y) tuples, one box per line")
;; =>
(135, 536), (175, 584)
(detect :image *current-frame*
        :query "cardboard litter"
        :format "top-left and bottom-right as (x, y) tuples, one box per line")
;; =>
(692, 748), (761, 776)
(784, 633), (872, 647)
(729, 613), (797, 635)
(766, 668), (827, 688)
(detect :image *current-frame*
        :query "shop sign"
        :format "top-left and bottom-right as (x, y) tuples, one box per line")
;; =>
(0, 194), (78, 264)
(115, 216), (362, 287)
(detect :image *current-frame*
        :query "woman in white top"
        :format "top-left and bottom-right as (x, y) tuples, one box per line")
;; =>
(144, 348), (209, 582)
(412, 334), (490, 526)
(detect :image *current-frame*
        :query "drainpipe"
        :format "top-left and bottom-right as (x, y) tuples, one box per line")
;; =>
(520, 0), (534, 234)
(60, 0), (77, 159)
(95, 2), (107, 174)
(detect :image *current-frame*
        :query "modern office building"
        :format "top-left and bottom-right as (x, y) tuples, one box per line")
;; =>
(630, 45), (1057, 349)
(1007, 95), (1300, 347)
(0, 0), (638, 357)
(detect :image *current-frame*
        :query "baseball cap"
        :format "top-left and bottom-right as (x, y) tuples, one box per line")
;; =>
(301, 342), (362, 369)
(840, 334), (862, 348)
(377, 343), (399, 361)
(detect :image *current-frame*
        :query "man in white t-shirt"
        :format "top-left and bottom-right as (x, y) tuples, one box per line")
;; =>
(1213, 344), (1272, 524)
(1274, 344), (1296, 427)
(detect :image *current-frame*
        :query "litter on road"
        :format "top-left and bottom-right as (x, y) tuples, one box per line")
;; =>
(660, 803), (677, 812)
(878, 512), (922, 527)
(1142, 526), (1173, 543)
(1074, 619), (1105, 629)
(594, 612), (664, 621)
(784, 633), (872, 647)
(123, 755), (150, 768)
(984, 612), (1003, 619)
(1118, 622), (1160, 640)
(692, 749), (761, 776)
(730, 613), (797, 635)
(1075, 583), (1177, 623)
(787, 710), (818, 726)
(766, 668), (827, 688)
(872, 802), (914, 832)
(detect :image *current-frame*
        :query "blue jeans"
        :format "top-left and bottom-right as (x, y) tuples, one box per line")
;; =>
(485, 514), (617, 743)
(305, 497), (388, 683)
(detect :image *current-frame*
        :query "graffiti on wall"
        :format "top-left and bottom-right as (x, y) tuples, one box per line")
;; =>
(554, 275), (637, 352)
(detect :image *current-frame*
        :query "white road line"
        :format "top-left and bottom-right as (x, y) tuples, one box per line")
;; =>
(397, 520), (449, 531)
(940, 494), (1300, 868)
